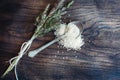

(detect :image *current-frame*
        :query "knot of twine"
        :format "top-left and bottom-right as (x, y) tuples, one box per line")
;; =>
(9, 39), (33, 80)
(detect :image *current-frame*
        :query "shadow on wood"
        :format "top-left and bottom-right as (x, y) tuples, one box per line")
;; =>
(0, 0), (120, 80)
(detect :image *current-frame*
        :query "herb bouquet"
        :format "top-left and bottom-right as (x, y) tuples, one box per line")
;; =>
(1, 0), (73, 80)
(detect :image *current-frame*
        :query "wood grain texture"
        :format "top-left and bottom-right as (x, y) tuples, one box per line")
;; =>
(0, 0), (120, 80)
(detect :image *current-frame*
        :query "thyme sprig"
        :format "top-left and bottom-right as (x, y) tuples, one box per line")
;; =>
(1, 0), (73, 80)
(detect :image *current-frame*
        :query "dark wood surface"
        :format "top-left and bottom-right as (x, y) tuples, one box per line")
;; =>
(0, 0), (120, 80)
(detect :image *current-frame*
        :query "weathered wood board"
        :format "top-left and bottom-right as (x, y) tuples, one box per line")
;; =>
(0, 0), (120, 80)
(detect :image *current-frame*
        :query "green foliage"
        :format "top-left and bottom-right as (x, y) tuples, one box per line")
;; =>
(1, 0), (74, 79)
(34, 0), (74, 38)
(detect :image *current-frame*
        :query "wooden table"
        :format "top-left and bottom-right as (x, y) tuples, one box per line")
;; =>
(0, 0), (120, 80)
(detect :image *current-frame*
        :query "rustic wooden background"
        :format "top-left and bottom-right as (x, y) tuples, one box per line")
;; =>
(0, 0), (120, 80)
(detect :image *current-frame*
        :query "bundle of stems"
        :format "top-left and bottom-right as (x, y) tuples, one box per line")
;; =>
(1, 0), (73, 80)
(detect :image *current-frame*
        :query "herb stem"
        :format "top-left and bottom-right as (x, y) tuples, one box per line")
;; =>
(1, 36), (35, 78)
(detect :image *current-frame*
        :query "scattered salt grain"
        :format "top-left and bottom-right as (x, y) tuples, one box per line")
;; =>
(52, 59), (55, 61)
(57, 51), (59, 53)
(75, 56), (78, 58)
(68, 14), (71, 16)
(63, 57), (65, 59)
(65, 57), (68, 59)
(54, 55), (57, 58)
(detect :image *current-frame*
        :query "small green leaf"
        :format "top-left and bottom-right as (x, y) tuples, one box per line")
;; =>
(67, 0), (74, 8)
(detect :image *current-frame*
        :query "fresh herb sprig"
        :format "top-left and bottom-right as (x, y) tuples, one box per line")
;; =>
(1, 0), (73, 80)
